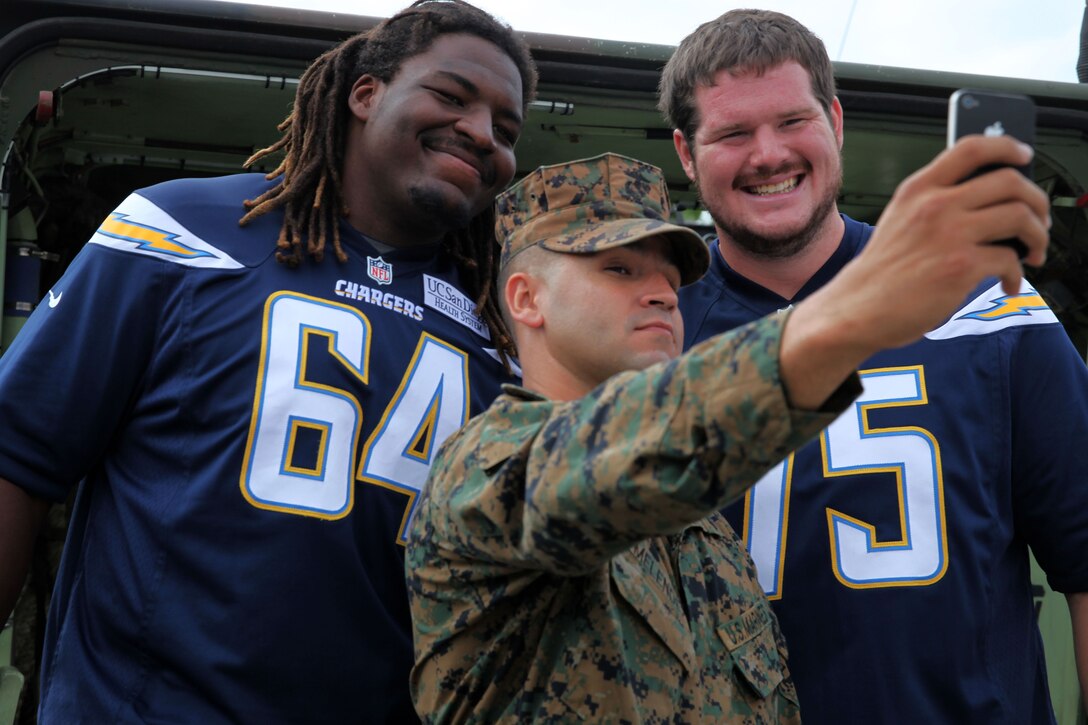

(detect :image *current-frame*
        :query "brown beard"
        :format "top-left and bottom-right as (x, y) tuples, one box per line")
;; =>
(700, 161), (843, 260)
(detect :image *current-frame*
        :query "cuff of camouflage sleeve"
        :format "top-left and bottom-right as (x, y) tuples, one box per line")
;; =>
(781, 373), (859, 442)
(814, 372), (862, 413)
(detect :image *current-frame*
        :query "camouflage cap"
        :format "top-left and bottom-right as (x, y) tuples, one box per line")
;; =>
(495, 153), (710, 286)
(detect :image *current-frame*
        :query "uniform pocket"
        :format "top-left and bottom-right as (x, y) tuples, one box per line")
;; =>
(716, 602), (789, 701)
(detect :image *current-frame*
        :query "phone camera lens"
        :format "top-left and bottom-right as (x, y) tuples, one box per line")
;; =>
(962, 95), (979, 109)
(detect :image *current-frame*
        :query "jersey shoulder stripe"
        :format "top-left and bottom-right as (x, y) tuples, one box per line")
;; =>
(89, 192), (243, 269)
(89, 190), (244, 269)
(925, 279), (1058, 340)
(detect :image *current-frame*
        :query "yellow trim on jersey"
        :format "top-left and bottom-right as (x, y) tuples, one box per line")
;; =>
(358, 332), (471, 545)
(283, 417), (330, 478)
(99, 212), (213, 259)
(822, 365), (950, 590)
(239, 291), (372, 520)
(405, 391), (442, 463)
(740, 455), (794, 601)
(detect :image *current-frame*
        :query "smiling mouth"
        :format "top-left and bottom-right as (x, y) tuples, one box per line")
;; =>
(423, 137), (492, 184)
(745, 175), (802, 196)
(433, 148), (481, 178)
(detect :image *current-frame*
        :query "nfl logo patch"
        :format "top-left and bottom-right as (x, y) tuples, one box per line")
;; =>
(367, 256), (393, 286)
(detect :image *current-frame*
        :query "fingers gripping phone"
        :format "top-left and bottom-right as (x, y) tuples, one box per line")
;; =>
(947, 88), (1037, 258)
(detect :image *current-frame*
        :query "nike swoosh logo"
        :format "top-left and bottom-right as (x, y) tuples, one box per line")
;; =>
(48, 289), (62, 308)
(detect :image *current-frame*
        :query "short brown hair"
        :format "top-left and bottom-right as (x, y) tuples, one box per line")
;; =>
(658, 9), (835, 143)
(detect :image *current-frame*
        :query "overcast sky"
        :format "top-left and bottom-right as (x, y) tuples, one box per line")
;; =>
(216, 0), (1086, 84)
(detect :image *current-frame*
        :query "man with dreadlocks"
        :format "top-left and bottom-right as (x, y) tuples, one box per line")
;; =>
(0, 1), (535, 721)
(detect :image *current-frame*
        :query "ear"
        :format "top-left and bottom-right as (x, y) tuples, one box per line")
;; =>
(830, 96), (845, 149)
(673, 129), (697, 183)
(347, 75), (382, 122)
(505, 271), (545, 329)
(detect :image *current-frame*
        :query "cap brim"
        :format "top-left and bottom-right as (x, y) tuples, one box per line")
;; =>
(536, 217), (710, 286)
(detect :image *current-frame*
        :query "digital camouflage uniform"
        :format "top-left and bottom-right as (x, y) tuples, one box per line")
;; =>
(406, 152), (859, 724)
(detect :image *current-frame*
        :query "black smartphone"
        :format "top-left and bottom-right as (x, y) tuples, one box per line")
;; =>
(947, 88), (1037, 257)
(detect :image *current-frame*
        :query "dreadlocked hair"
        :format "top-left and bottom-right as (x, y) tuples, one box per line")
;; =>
(240, 0), (536, 368)
(445, 204), (514, 361)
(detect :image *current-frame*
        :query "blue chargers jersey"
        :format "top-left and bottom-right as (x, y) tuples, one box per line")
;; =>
(0, 173), (518, 723)
(680, 215), (1088, 725)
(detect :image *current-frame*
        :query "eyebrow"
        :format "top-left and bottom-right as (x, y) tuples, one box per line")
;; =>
(704, 106), (818, 135)
(435, 70), (523, 126)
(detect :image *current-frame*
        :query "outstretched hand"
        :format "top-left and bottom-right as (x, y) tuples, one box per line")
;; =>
(780, 134), (1050, 409)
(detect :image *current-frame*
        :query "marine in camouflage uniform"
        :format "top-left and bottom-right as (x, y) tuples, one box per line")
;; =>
(405, 153), (860, 723)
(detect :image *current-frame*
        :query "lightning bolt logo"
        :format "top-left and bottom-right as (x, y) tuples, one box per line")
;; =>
(97, 213), (214, 260)
(959, 292), (1048, 321)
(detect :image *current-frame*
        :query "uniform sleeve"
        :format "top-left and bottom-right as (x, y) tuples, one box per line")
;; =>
(1008, 324), (1088, 593)
(419, 313), (854, 577)
(0, 242), (167, 501)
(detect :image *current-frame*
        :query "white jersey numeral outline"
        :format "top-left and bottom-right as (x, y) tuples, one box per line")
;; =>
(358, 333), (469, 542)
(239, 292), (469, 543)
(741, 365), (949, 597)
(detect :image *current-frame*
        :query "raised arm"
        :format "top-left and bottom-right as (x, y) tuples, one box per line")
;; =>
(425, 313), (846, 577)
(0, 477), (48, 623)
(781, 134), (1049, 409)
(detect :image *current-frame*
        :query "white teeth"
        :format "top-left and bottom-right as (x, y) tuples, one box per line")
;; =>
(749, 177), (799, 195)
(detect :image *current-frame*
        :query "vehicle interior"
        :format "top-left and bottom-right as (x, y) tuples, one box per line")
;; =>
(4, 0), (1088, 353)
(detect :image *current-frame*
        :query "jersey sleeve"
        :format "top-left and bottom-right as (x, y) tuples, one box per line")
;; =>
(0, 227), (168, 501)
(1007, 323), (1088, 593)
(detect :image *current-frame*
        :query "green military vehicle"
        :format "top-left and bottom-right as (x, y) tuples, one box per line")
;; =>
(0, 1), (1085, 722)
